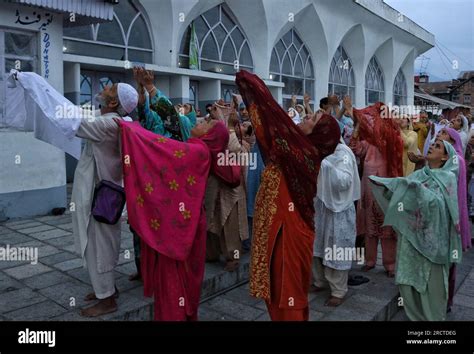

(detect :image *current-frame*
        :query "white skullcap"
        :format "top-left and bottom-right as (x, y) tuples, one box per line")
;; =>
(117, 83), (138, 114)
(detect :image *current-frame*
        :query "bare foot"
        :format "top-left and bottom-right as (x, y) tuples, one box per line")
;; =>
(386, 270), (395, 278)
(361, 265), (375, 272)
(309, 285), (326, 292)
(84, 292), (98, 302)
(80, 297), (117, 317)
(325, 296), (344, 307)
(128, 272), (142, 281)
(224, 260), (239, 272)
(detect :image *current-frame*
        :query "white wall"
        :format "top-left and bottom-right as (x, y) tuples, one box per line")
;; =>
(139, 0), (433, 108)
(0, 3), (66, 217)
(0, 0), (434, 218)
(0, 133), (66, 193)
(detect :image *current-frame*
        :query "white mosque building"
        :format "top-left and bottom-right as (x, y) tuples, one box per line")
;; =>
(0, 0), (434, 219)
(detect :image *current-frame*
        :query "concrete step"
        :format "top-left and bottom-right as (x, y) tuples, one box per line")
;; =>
(105, 259), (401, 322)
(201, 253), (250, 301)
(196, 262), (402, 322)
(311, 265), (401, 321)
(0, 215), (252, 321)
(86, 253), (251, 321)
(16, 252), (402, 321)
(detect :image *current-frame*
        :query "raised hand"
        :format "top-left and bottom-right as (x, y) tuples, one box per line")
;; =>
(303, 93), (313, 114)
(291, 95), (297, 107)
(342, 96), (353, 118)
(439, 119), (449, 126)
(133, 67), (140, 85)
(142, 69), (154, 87)
(303, 93), (310, 104)
(313, 109), (324, 125)
(328, 95), (340, 106)
(408, 152), (424, 164)
(343, 95), (352, 109)
(232, 94), (239, 109)
(133, 68), (145, 105)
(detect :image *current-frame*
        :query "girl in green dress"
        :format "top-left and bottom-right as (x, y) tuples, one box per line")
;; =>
(369, 139), (462, 321)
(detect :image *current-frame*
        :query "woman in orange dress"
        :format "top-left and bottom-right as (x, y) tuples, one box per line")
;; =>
(236, 71), (341, 320)
(348, 103), (403, 277)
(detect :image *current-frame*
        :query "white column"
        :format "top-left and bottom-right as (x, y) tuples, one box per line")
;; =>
(354, 70), (366, 108)
(64, 62), (80, 104)
(169, 75), (190, 104)
(197, 79), (221, 113)
(0, 7), (67, 219)
(269, 86), (283, 105)
(200, 79), (221, 101)
(155, 76), (170, 97)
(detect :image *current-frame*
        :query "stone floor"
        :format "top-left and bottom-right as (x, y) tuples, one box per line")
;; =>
(200, 264), (401, 321)
(0, 212), (252, 321)
(391, 248), (474, 321)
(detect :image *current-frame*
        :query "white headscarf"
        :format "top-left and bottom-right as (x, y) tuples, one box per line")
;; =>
(458, 114), (469, 154)
(469, 129), (474, 140)
(296, 104), (306, 119)
(424, 121), (448, 156)
(316, 143), (360, 212)
(288, 107), (301, 125)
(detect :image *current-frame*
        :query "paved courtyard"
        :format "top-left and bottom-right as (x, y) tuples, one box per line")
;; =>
(1, 210), (474, 321)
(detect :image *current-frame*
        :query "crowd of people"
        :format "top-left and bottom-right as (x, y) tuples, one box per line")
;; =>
(8, 67), (473, 322)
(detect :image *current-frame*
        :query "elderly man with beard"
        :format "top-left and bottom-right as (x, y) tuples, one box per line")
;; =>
(4, 70), (137, 318)
(71, 83), (138, 317)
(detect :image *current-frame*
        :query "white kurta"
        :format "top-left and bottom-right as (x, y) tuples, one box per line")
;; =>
(313, 144), (360, 270)
(459, 115), (469, 154)
(5, 70), (82, 159)
(72, 112), (124, 274)
(5, 70), (125, 287)
(316, 143), (360, 213)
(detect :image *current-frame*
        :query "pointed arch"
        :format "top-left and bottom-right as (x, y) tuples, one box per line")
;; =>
(328, 45), (356, 99)
(178, 3), (254, 74)
(63, 0), (153, 62)
(365, 56), (385, 105)
(393, 69), (407, 105)
(269, 28), (314, 105)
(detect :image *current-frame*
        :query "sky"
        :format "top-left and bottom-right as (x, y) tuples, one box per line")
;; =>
(384, 0), (474, 82)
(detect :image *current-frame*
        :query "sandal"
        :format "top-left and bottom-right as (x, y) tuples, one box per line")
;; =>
(361, 265), (375, 272)
(348, 275), (370, 286)
(309, 284), (326, 292)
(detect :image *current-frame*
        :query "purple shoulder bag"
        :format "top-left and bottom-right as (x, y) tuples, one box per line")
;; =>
(91, 180), (126, 225)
